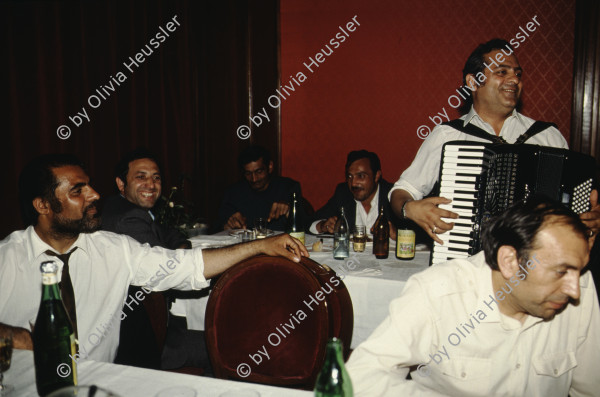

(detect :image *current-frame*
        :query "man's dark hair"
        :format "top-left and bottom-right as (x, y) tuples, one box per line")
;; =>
(460, 38), (515, 113)
(482, 197), (588, 271)
(238, 145), (271, 169)
(114, 147), (162, 187)
(18, 154), (85, 226)
(345, 150), (381, 174)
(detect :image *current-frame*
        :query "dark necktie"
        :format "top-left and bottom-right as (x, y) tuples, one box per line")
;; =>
(45, 248), (78, 338)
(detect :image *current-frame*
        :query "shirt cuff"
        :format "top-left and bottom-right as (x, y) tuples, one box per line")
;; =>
(310, 220), (323, 234)
(388, 182), (421, 202)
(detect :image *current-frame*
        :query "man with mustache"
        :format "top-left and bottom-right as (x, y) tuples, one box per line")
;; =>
(309, 150), (404, 239)
(101, 148), (193, 370)
(0, 154), (307, 362)
(347, 198), (600, 396)
(389, 38), (600, 245)
(219, 145), (303, 231)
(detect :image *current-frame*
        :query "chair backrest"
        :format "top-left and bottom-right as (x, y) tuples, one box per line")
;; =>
(205, 255), (353, 389)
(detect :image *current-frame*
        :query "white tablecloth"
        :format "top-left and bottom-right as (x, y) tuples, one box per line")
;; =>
(183, 232), (430, 348)
(5, 349), (311, 397)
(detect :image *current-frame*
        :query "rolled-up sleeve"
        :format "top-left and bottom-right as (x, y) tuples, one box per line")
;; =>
(121, 237), (209, 291)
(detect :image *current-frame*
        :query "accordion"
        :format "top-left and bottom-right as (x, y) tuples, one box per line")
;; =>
(430, 141), (596, 266)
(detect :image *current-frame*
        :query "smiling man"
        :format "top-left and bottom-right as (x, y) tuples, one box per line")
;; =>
(389, 38), (600, 245)
(0, 154), (307, 363)
(308, 150), (406, 239)
(347, 197), (600, 396)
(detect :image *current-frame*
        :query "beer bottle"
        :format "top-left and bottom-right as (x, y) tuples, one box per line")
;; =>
(314, 337), (353, 397)
(373, 205), (389, 259)
(396, 218), (416, 260)
(286, 192), (305, 245)
(33, 261), (77, 396)
(333, 207), (349, 260)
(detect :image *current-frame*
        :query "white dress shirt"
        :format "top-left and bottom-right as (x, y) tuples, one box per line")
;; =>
(0, 226), (208, 363)
(346, 252), (600, 396)
(389, 108), (569, 201)
(309, 186), (381, 234)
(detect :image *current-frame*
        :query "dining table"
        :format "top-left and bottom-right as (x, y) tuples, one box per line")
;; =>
(5, 349), (312, 397)
(180, 231), (431, 349)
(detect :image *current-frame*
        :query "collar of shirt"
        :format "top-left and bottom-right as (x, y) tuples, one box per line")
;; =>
(472, 251), (542, 330)
(355, 184), (380, 231)
(27, 225), (89, 261)
(462, 106), (528, 140)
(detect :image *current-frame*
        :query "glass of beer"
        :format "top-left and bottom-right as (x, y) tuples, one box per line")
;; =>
(352, 225), (366, 252)
(254, 218), (268, 239)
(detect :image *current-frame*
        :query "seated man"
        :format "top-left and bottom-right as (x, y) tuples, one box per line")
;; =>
(389, 38), (600, 244)
(218, 145), (302, 231)
(101, 148), (194, 370)
(308, 150), (409, 239)
(0, 154), (307, 363)
(347, 197), (600, 396)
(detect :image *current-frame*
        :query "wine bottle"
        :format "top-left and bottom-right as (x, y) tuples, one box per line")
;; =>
(314, 337), (353, 397)
(333, 207), (349, 260)
(33, 261), (77, 396)
(286, 192), (305, 245)
(396, 218), (416, 260)
(373, 205), (389, 259)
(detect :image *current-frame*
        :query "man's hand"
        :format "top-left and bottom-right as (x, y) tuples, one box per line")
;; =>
(404, 197), (458, 244)
(225, 212), (247, 230)
(268, 202), (290, 222)
(317, 216), (338, 234)
(256, 233), (309, 263)
(580, 189), (600, 248)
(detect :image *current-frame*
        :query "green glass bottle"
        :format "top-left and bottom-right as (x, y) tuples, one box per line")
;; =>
(286, 192), (305, 245)
(314, 338), (353, 397)
(33, 261), (77, 396)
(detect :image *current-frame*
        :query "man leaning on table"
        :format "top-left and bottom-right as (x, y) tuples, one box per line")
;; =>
(0, 154), (308, 362)
(308, 150), (415, 240)
(346, 197), (600, 396)
(389, 38), (600, 244)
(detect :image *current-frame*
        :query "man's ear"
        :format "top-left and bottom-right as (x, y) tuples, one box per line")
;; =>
(116, 177), (125, 194)
(268, 161), (274, 174)
(33, 197), (50, 216)
(497, 245), (519, 279)
(374, 170), (382, 184)
(465, 74), (480, 91)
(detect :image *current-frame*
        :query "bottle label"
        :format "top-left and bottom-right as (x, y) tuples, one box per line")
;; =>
(289, 231), (305, 245)
(70, 333), (78, 385)
(42, 273), (58, 285)
(397, 230), (416, 258)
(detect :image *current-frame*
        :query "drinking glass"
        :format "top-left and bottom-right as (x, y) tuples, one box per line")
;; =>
(0, 331), (14, 395)
(254, 218), (267, 239)
(352, 225), (367, 252)
(241, 230), (255, 242)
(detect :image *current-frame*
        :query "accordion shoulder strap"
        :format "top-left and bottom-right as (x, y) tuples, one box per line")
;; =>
(513, 121), (558, 144)
(442, 119), (558, 145)
(442, 119), (507, 144)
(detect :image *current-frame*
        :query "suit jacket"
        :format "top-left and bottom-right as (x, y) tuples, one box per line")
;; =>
(309, 178), (402, 232)
(101, 194), (190, 369)
(101, 195), (189, 250)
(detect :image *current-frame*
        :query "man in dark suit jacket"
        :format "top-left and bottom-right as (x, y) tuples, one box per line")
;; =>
(308, 150), (404, 238)
(101, 148), (196, 371)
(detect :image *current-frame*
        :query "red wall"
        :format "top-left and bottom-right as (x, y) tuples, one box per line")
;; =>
(280, 0), (575, 211)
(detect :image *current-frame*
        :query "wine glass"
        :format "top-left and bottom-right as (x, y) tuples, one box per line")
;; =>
(0, 330), (14, 394)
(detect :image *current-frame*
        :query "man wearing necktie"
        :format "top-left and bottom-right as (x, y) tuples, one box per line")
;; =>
(0, 154), (308, 363)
